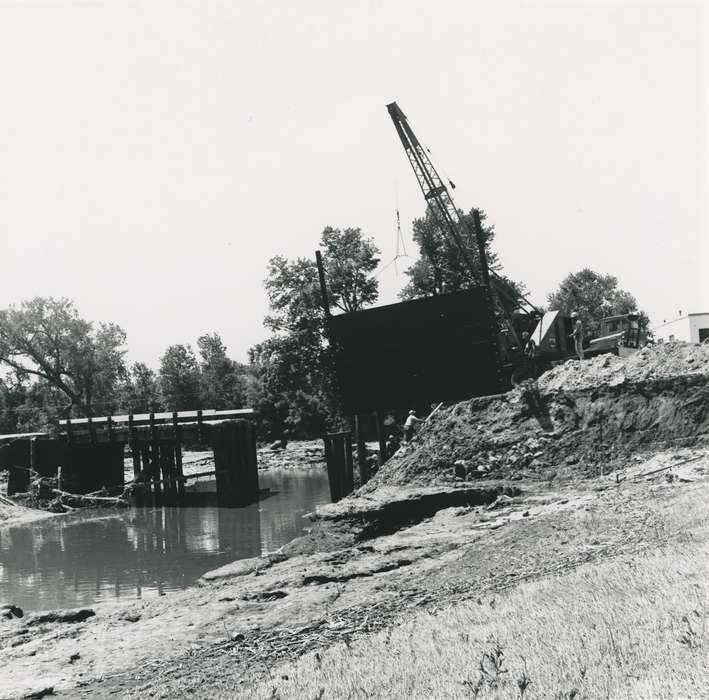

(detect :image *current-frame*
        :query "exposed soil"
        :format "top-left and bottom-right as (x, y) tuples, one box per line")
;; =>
(366, 342), (709, 488)
(1, 342), (708, 698)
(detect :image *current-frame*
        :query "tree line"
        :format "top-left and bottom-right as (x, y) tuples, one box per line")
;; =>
(0, 299), (249, 434)
(0, 212), (647, 439)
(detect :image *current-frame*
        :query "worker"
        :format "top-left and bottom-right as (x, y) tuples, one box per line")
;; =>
(522, 331), (536, 359)
(570, 312), (584, 360)
(385, 433), (400, 459)
(404, 410), (424, 442)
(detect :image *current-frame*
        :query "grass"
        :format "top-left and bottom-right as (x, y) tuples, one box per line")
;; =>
(235, 545), (709, 699)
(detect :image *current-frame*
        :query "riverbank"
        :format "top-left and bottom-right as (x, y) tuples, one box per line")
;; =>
(0, 470), (54, 526)
(3, 345), (708, 698)
(1, 444), (707, 699)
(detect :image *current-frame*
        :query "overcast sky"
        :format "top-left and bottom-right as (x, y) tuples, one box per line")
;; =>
(0, 0), (706, 367)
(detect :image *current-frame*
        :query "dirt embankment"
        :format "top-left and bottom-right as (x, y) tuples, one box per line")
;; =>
(366, 342), (709, 488)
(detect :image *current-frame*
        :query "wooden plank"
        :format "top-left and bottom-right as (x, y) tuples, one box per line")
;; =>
(57, 408), (255, 428)
(0, 432), (48, 443)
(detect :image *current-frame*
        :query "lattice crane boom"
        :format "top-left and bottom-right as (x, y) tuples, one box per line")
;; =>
(386, 101), (540, 317)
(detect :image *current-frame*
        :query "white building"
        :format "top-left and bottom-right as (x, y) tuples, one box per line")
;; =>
(654, 313), (709, 344)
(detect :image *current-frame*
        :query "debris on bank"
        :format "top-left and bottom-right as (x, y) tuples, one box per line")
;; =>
(257, 440), (325, 470)
(538, 341), (709, 392)
(365, 342), (709, 489)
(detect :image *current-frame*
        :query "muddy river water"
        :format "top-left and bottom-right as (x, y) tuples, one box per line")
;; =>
(0, 467), (330, 612)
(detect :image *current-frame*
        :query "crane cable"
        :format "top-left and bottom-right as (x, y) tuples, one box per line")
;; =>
(375, 134), (412, 281)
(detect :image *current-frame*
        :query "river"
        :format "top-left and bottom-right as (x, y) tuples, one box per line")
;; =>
(0, 467), (330, 612)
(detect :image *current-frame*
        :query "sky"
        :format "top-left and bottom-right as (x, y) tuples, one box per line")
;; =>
(0, 0), (707, 367)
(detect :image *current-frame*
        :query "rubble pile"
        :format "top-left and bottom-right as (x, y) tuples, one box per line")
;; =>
(538, 341), (709, 392)
(365, 342), (709, 488)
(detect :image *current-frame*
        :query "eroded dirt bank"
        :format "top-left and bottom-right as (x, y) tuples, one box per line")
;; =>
(368, 343), (709, 487)
(1, 448), (707, 700)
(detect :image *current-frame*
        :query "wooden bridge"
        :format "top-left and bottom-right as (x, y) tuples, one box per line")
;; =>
(0, 409), (259, 508)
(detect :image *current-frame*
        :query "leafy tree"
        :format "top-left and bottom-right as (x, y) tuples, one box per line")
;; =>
(159, 344), (200, 411)
(118, 362), (163, 414)
(13, 381), (68, 433)
(400, 208), (502, 300)
(0, 376), (27, 434)
(251, 226), (380, 438)
(197, 333), (244, 409)
(547, 268), (649, 339)
(0, 297), (127, 417)
(320, 227), (379, 312)
(263, 256), (324, 337)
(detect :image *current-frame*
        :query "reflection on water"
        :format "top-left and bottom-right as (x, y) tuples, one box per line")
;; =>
(0, 468), (330, 612)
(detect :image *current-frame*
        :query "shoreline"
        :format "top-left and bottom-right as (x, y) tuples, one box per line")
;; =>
(1, 445), (707, 698)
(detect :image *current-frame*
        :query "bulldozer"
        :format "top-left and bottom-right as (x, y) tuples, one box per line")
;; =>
(510, 311), (647, 383)
(585, 313), (646, 358)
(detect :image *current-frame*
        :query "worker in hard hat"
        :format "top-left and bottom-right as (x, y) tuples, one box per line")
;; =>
(404, 410), (424, 442)
(569, 312), (584, 360)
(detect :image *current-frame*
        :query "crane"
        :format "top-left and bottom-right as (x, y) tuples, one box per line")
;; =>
(386, 101), (542, 348)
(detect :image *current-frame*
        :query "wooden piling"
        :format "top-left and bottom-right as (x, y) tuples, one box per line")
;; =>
(212, 424), (232, 507)
(323, 434), (336, 501)
(354, 414), (369, 486)
(343, 433), (354, 495)
(375, 411), (387, 466)
(246, 421), (259, 501)
(149, 414), (161, 502)
(29, 437), (37, 477)
(172, 412), (185, 499)
(128, 413), (140, 482)
(324, 431), (354, 502)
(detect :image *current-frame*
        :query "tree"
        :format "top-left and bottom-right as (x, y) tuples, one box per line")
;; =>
(251, 226), (380, 438)
(119, 362), (162, 414)
(159, 344), (200, 411)
(320, 227), (379, 312)
(547, 269), (649, 339)
(400, 208), (502, 300)
(197, 333), (244, 409)
(0, 297), (127, 417)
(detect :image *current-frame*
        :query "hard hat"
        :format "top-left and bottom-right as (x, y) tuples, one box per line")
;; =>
(408, 410), (415, 415)
(571, 312), (578, 318)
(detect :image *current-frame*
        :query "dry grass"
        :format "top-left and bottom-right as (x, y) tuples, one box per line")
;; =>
(235, 545), (709, 699)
